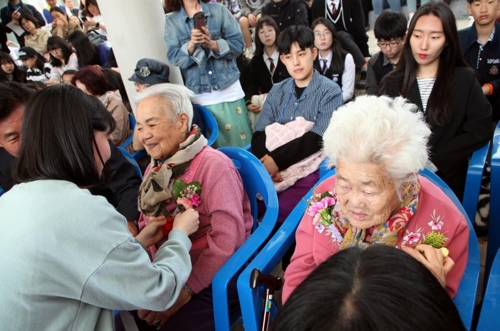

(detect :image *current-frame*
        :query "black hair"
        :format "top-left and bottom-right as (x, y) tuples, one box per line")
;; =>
(47, 36), (74, 67)
(23, 51), (47, 72)
(13, 85), (115, 187)
(374, 11), (407, 40)
(18, 13), (41, 31)
(277, 25), (315, 55)
(381, 2), (468, 127)
(0, 52), (27, 83)
(164, 0), (210, 13)
(254, 15), (280, 56)
(68, 30), (100, 67)
(273, 245), (466, 331)
(101, 68), (131, 112)
(50, 6), (68, 21)
(311, 18), (345, 75)
(0, 82), (34, 122)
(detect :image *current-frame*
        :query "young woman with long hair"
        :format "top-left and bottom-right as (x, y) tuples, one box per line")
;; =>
(0, 51), (26, 83)
(46, 36), (78, 85)
(312, 18), (355, 102)
(381, 1), (493, 198)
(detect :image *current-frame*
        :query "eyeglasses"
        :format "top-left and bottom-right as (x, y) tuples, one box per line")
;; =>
(258, 27), (274, 35)
(314, 30), (332, 38)
(377, 40), (401, 49)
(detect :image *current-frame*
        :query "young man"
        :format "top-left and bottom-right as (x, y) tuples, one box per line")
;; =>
(310, 0), (370, 88)
(459, 0), (500, 122)
(366, 12), (407, 95)
(0, 82), (142, 234)
(252, 25), (343, 226)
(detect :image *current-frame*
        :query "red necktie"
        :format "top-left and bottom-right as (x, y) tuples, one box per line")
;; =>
(331, 1), (338, 16)
(268, 58), (275, 74)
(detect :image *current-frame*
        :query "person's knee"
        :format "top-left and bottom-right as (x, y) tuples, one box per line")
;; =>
(239, 16), (249, 28)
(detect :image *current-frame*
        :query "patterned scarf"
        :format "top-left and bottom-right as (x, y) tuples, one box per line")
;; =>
(138, 126), (207, 216)
(332, 180), (420, 250)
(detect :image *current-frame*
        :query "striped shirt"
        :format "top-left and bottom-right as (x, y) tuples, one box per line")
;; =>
(255, 70), (343, 136)
(416, 77), (436, 113)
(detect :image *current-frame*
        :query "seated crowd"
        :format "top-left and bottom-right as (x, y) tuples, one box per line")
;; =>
(0, 0), (499, 329)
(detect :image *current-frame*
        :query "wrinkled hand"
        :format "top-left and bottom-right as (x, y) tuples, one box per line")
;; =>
(260, 154), (279, 177)
(402, 244), (455, 288)
(138, 289), (192, 329)
(247, 104), (262, 113)
(135, 216), (166, 247)
(172, 208), (199, 236)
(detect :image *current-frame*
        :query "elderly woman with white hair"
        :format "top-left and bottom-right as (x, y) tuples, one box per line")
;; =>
(118, 83), (254, 331)
(282, 95), (469, 303)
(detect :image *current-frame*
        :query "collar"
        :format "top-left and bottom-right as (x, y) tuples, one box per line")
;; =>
(326, 0), (340, 6)
(476, 26), (496, 46)
(285, 70), (322, 96)
(318, 51), (333, 63)
(263, 48), (279, 63)
(462, 21), (500, 50)
(182, 1), (212, 23)
(7, 1), (22, 10)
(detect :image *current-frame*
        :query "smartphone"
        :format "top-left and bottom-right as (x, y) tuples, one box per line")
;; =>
(193, 11), (206, 30)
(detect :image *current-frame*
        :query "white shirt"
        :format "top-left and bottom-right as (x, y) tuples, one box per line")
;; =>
(318, 51), (333, 72)
(263, 49), (279, 74)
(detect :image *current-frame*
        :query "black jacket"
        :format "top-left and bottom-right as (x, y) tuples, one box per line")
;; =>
(0, 1), (45, 46)
(245, 54), (290, 101)
(313, 50), (347, 88)
(383, 67), (493, 197)
(459, 22), (500, 96)
(310, 0), (369, 57)
(262, 0), (309, 31)
(0, 143), (142, 221)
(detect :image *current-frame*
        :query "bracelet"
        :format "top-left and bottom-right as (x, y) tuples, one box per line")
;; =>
(183, 284), (194, 296)
(484, 83), (494, 96)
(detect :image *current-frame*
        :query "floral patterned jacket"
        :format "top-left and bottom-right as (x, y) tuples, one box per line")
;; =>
(282, 175), (469, 303)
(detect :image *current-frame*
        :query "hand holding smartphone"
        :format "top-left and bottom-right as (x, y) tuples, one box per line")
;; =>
(193, 11), (206, 31)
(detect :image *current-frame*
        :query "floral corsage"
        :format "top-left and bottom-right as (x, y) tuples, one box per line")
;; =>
(307, 191), (343, 242)
(160, 179), (202, 237)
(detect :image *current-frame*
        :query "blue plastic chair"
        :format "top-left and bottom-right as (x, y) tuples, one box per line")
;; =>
(462, 141), (490, 223)
(117, 146), (142, 179)
(195, 105), (219, 147)
(476, 249), (500, 331)
(212, 147), (279, 331)
(119, 113), (136, 151)
(238, 168), (480, 331)
(486, 121), (500, 283)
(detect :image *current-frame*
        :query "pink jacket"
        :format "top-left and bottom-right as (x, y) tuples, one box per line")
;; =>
(282, 175), (469, 302)
(138, 147), (254, 294)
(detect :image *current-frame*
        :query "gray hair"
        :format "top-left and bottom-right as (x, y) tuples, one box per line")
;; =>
(323, 95), (431, 199)
(136, 83), (194, 127)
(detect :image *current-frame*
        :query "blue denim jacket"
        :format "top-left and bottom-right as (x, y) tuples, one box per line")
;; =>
(164, 2), (244, 94)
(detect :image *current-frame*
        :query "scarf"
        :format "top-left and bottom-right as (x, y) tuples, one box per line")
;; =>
(138, 126), (207, 216)
(332, 180), (420, 250)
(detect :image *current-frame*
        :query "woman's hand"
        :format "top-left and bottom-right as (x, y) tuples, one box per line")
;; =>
(53, 19), (64, 29)
(247, 103), (262, 113)
(135, 216), (166, 247)
(401, 244), (455, 288)
(138, 289), (192, 329)
(83, 18), (97, 28)
(173, 208), (199, 236)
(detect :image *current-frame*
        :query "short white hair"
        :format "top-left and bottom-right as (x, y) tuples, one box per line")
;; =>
(136, 83), (194, 127)
(323, 95), (431, 196)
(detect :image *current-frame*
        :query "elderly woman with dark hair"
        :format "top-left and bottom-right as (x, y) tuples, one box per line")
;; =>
(0, 85), (199, 330)
(19, 13), (51, 54)
(46, 36), (78, 85)
(276, 245), (466, 331)
(116, 83), (253, 331)
(282, 95), (469, 303)
(72, 66), (131, 147)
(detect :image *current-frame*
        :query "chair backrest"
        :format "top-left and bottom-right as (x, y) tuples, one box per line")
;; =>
(195, 105), (219, 147)
(212, 147), (279, 331)
(119, 113), (136, 150)
(476, 249), (500, 331)
(117, 146), (142, 179)
(238, 168), (479, 331)
(462, 141), (490, 223)
(486, 121), (500, 283)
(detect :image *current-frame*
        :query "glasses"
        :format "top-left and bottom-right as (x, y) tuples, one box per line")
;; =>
(377, 40), (401, 49)
(49, 47), (61, 53)
(258, 27), (274, 35)
(314, 30), (332, 38)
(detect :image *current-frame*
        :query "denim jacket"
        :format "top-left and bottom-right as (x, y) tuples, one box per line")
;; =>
(164, 2), (244, 94)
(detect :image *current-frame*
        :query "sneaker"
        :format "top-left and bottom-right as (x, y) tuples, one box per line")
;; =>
(356, 71), (367, 89)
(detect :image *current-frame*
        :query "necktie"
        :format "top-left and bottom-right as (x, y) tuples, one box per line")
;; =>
(331, 1), (338, 16)
(268, 57), (275, 74)
(321, 59), (328, 75)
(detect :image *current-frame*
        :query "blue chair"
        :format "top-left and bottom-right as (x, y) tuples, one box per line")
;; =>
(237, 168), (480, 331)
(117, 146), (142, 178)
(195, 105), (219, 147)
(486, 121), (500, 283)
(0, 187), (4, 197)
(212, 147), (279, 331)
(462, 141), (490, 223)
(476, 249), (500, 331)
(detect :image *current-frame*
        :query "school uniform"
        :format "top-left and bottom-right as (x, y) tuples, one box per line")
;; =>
(314, 49), (355, 102)
(245, 51), (290, 102)
(366, 51), (396, 95)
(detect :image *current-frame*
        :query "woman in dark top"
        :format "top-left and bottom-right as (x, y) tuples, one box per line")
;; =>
(381, 2), (492, 198)
(0, 51), (26, 83)
(245, 16), (290, 128)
